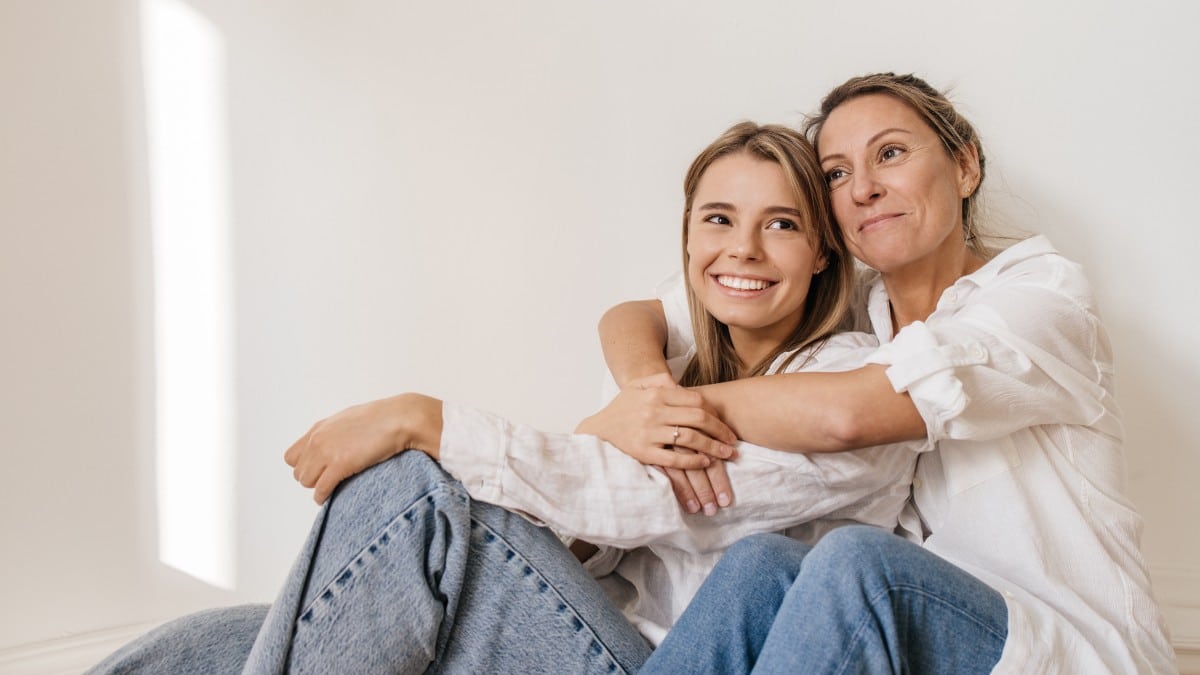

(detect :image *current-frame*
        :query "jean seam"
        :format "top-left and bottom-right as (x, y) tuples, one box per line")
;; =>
(833, 582), (1007, 675)
(469, 515), (628, 674)
(296, 481), (466, 624)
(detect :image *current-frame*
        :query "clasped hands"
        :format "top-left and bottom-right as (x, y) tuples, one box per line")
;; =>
(575, 373), (739, 516)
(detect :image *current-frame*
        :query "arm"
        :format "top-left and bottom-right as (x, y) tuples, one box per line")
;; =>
(285, 393), (443, 504)
(439, 401), (915, 552)
(597, 299), (673, 387)
(691, 365), (926, 453)
(691, 258), (1115, 452)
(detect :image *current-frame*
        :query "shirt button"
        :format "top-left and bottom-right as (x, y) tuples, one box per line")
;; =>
(972, 345), (987, 360)
(944, 290), (958, 303)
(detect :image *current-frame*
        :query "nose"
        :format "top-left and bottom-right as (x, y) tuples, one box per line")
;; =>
(850, 166), (883, 204)
(728, 226), (763, 261)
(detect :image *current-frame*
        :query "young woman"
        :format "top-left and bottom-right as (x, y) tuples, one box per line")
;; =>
(87, 122), (917, 674)
(593, 74), (1177, 673)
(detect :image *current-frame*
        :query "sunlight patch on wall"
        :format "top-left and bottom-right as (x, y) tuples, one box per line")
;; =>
(140, 0), (236, 589)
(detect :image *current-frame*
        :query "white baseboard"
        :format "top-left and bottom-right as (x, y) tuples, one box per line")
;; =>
(0, 621), (161, 675)
(1155, 566), (1200, 674)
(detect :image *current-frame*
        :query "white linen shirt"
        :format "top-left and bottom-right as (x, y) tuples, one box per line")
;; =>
(655, 236), (1176, 673)
(438, 331), (917, 645)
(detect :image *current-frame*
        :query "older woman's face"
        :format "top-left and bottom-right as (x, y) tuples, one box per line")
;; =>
(817, 94), (978, 275)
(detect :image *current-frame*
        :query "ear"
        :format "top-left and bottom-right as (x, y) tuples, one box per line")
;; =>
(813, 253), (828, 275)
(955, 143), (982, 198)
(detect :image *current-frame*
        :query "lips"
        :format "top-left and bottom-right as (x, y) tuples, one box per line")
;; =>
(714, 274), (776, 291)
(858, 212), (903, 231)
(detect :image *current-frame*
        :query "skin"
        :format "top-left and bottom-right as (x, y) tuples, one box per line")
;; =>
(594, 93), (982, 512)
(288, 152), (827, 509)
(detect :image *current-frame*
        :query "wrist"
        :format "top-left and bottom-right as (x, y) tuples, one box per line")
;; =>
(392, 393), (444, 460)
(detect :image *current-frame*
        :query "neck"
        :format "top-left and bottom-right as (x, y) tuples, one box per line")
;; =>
(882, 237), (984, 331)
(728, 325), (792, 378)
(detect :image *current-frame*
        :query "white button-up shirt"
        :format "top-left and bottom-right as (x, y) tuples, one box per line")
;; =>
(849, 236), (1174, 673)
(439, 331), (917, 645)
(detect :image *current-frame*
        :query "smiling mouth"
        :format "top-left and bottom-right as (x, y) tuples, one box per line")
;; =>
(714, 275), (776, 291)
(859, 213), (902, 231)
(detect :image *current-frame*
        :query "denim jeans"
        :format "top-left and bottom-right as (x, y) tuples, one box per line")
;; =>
(87, 452), (650, 674)
(642, 526), (1007, 675)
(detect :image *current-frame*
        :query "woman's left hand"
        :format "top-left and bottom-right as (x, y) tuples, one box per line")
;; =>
(285, 393), (444, 504)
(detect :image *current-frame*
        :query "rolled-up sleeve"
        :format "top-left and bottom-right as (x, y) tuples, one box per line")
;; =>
(867, 274), (1117, 444)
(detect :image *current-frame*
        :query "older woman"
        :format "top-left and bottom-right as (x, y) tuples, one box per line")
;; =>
(592, 74), (1176, 673)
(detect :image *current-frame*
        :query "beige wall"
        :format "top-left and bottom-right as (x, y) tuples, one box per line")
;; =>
(2, 0), (1197, 666)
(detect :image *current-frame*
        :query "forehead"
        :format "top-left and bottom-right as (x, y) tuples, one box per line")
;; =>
(817, 93), (931, 157)
(694, 152), (794, 203)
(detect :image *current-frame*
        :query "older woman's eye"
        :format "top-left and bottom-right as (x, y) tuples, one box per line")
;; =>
(880, 145), (905, 161)
(824, 168), (847, 186)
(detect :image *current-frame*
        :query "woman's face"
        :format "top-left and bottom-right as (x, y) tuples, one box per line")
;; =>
(686, 152), (824, 350)
(817, 94), (978, 275)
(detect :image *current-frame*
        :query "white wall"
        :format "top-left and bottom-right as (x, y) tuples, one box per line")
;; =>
(2, 0), (1197, 666)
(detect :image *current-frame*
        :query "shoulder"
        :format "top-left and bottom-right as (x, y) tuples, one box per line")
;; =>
(975, 236), (1098, 309)
(770, 331), (880, 375)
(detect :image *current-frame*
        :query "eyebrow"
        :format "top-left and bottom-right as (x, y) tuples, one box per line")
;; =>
(819, 127), (912, 165)
(696, 202), (805, 218)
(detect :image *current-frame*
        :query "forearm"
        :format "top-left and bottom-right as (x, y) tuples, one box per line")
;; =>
(598, 300), (671, 386)
(694, 364), (926, 453)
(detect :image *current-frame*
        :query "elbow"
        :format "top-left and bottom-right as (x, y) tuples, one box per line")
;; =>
(819, 406), (870, 452)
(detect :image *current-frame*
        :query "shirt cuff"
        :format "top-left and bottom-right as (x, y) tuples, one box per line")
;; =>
(866, 321), (987, 446)
(437, 401), (510, 505)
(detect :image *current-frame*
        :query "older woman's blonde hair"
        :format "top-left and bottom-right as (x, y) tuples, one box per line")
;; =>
(803, 72), (997, 258)
(680, 122), (854, 387)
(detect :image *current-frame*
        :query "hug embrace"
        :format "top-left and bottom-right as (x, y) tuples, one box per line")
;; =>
(90, 73), (1177, 674)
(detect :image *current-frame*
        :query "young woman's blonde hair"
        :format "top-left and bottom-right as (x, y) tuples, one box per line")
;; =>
(679, 122), (854, 387)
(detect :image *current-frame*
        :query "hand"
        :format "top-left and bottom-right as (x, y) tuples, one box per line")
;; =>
(662, 451), (734, 516)
(575, 383), (737, 469)
(284, 393), (443, 504)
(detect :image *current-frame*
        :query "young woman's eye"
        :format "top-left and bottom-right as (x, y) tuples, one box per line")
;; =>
(824, 168), (847, 186)
(880, 145), (905, 161)
(704, 214), (731, 225)
(767, 219), (797, 231)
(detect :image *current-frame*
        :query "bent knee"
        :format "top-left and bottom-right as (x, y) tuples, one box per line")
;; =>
(329, 451), (460, 512)
(721, 533), (810, 575)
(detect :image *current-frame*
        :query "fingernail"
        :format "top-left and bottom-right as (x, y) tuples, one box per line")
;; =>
(687, 500), (700, 513)
(703, 503), (717, 516)
(722, 444), (734, 457)
(717, 492), (731, 507)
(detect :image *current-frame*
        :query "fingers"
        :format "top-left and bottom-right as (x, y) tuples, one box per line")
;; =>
(663, 467), (701, 514)
(685, 466), (719, 516)
(705, 459), (733, 509)
(667, 425), (736, 460)
(642, 445), (712, 470)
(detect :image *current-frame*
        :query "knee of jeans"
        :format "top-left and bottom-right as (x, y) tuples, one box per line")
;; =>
(722, 533), (807, 574)
(330, 451), (459, 511)
(808, 525), (897, 578)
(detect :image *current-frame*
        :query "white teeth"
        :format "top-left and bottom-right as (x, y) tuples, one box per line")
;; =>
(716, 275), (772, 291)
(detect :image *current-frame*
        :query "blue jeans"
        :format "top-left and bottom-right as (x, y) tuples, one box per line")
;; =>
(642, 526), (1007, 674)
(87, 452), (650, 674)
